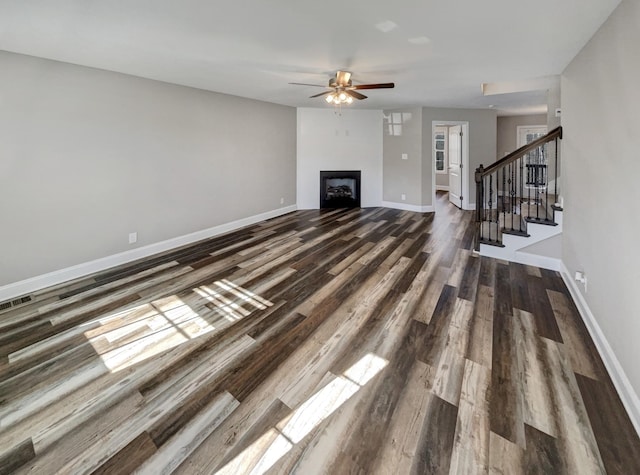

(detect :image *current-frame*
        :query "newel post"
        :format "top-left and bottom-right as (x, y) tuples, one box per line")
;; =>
(475, 165), (484, 223)
(474, 164), (484, 251)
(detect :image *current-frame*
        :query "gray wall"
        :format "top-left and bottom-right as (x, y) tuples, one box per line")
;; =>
(562, 0), (640, 399)
(421, 108), (497, 206)
(519, 234), (562, 259)
(381, 107), (496, 208)
(436, 173), (449, 188)
(382, 109), (422, 205)
(0, 51), (296, 286)
(497, 114), (547, 158)
(547, 85), (562, 130)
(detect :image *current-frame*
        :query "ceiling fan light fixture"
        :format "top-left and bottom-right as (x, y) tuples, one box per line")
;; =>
(326, 88), (354, 106)
(294, 70), (394, 105)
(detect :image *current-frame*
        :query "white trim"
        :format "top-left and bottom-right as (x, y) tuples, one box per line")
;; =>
(560, 261), (640, 437)
(434, 125), (449, 174)
(431, 120), (469, 213)
(436, 185), (450, 191)
(512, 251), (561, 271)
(462, 201), (476, 211)
(0, 205), (298, 302)
(381, 201), (435, 213)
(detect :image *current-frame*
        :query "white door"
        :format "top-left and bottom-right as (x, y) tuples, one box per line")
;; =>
(448, 125), (463, 208)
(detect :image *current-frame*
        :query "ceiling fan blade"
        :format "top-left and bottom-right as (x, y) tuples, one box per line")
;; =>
(351, 83), (395, 90)
(345, 90), (367, 100)
(335, 71), (352, 86)
(309, 91), (332, 98)
(289, 82), (328, 87)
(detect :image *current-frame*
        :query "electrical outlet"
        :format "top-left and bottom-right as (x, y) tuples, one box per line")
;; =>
(280, 197), (284, 205)
(401, 153), (408, 160)
(128, 232), (137, 244)
(401, 194), (406, 201)
(574, 271), (587, 292)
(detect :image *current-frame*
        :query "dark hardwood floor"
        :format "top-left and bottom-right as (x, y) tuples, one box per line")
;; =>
(1, 192), (639, 474)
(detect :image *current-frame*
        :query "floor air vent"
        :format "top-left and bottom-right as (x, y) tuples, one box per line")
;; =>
(0, 295), (32, 312)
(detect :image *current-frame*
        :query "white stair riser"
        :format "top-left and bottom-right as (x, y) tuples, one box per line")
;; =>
(479, 211), (562, 269)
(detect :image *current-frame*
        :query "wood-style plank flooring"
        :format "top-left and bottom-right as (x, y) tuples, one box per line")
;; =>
(1, 192), (639, 474)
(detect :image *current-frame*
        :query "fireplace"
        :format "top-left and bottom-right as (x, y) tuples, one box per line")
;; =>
(320, 170), (361, 208)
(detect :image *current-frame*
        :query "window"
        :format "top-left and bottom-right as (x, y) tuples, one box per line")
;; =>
(517, 125), (548, 190)
(434, 127), (448, 173)
(517, 125), (547, 148)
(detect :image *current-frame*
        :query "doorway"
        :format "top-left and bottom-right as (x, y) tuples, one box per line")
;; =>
(432, 121), (470, 211)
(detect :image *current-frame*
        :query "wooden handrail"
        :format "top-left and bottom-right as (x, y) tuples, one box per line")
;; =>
(479, 126), (562, 177)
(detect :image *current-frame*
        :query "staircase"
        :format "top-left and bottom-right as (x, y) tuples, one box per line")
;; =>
(474, 126), (563, 270)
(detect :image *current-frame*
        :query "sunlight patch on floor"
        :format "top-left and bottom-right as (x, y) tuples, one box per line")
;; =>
(215, 279), (273, 310)
(87, 281), (272, 373)
(215, 353), (388, 475)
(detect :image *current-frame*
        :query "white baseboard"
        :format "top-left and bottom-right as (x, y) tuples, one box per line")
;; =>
(478, 244), (559, 272)
(560, 262), (640, 436)
(463, 201), (476, 211)
(381, 201), (435, 213)
(436, 185), (450, 191)
(0, 205), (298, 302)
(512, 251), (561, 271)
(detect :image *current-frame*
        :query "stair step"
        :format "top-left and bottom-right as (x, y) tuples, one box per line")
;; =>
(479, 195), (562, 247)
(502, 228), (530, 237)
(498, 192), (557, 219)
(479, 238), (505, 248)
(525, 216), (558, 226)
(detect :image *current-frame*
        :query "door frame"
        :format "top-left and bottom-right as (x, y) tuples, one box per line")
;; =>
(431, 120), (470, 211)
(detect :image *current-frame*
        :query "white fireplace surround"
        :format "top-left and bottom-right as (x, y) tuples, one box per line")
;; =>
(297, 108), (383, 209)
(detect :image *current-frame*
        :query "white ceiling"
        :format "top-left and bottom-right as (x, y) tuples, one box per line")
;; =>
(0, 0), (620, 114)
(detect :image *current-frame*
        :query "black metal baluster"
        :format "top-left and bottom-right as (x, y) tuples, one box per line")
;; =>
(484, 174), (488, 242)
(501, 167), (506, 232)
(489, 174), (494, 242)
(527, 160), (532, 218)
(544, 143), (549, 221)
(536, 145), (541, 221)
(483, 175), (487, 222)
(507, 163), (511, 230)
(554, 137), (559, 200)
(510, 162), (515, 231)
(484, 175), (488, 232)
(519, 156), (524, 232)
(482, 176), (487, 242)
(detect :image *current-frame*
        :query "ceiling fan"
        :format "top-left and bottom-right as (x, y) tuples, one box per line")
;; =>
(289, 71), (394, 105)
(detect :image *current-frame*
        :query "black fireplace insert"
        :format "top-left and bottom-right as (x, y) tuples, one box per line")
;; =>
(320, 170), (361, 208)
